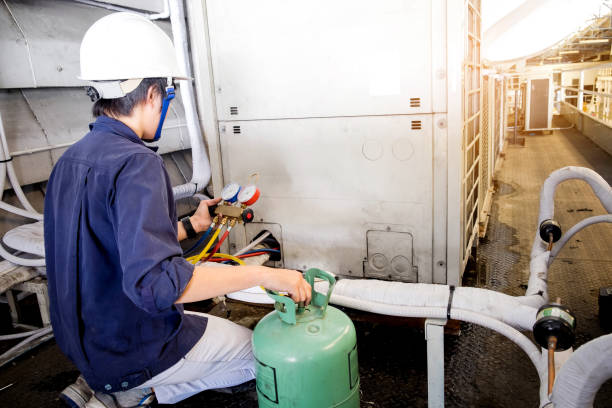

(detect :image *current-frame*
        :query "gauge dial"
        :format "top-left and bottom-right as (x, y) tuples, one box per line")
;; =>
(221, 182), (241, 203)
(238, 184), (260, 206)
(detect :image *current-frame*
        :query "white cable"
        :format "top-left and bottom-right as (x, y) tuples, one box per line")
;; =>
(0, 114), (42, 220)
(232, 231), (272, 257)
(0, 327), (48, 341)
(548, 214), (612, 265)
(0, 243), (44, 267)
(0, 326), (53, 363)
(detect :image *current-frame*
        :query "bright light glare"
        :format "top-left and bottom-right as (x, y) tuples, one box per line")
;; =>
(483, 0), (606, 62)
(578, 39), (609, 44)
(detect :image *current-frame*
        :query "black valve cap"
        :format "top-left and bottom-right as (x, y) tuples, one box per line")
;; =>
(242, 208), (254, 223)
(539, 219), (562, 243)
(533, 303), (576, 351)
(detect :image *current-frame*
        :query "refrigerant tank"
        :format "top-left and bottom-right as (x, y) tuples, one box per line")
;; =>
(252, 268), (360, 407)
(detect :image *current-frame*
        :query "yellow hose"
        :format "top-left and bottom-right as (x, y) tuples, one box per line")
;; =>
(187, 226), (222, 264)
(207, 253), (245, 265)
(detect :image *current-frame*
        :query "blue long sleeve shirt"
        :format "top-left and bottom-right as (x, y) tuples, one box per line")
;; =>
(43, 115), (206, 392)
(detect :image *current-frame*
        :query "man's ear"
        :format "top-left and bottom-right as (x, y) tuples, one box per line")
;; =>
(146, 85), (160, 108)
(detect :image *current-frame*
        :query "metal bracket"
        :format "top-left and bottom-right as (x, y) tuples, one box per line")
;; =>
(425, 318), (447, 408)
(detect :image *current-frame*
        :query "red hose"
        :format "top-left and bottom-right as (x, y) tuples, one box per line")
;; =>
(203, 229), (231, 263)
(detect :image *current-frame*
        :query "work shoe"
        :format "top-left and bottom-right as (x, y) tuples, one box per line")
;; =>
(84, 388), (154, 408)
(213, 380), (257, 400)
(60, 375), (94, 408)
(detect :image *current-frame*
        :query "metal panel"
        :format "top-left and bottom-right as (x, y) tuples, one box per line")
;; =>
(0, 0), (174, 89)
(96, 0), (166, 13)
(221, 116), (433, 281)
(0, 87), (190, 187)
(0, 91), (52, 186)
(207, 0), (433, 120)
(364, 230), (415, 282)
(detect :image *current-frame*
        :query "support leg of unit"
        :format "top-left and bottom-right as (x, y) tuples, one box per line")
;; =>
(6, 289), (21, 326)
(425, 318), (447, 408)
(36, 287), (51, 327)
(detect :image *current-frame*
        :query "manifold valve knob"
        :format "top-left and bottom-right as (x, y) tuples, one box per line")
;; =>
(539, 219), (562, 243)
(242, 208), (254, 223)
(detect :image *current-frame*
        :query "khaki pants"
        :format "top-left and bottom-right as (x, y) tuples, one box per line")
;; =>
(138, 312), (255, 404)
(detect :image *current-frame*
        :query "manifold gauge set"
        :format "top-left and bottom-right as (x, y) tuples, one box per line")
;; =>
(216, 182), (261, 224)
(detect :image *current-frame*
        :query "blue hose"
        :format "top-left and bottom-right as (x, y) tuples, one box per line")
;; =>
(183, 226), (213, 256)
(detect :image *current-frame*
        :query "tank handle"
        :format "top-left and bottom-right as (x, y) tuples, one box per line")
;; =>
(265, 268), (336, 325)
(304, 268), (336, 312)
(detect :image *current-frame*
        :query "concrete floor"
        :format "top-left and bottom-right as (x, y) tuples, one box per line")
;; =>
(0, 119), (610, 407)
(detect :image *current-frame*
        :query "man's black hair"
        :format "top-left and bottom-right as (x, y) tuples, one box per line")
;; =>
(92, 77), (167, 118)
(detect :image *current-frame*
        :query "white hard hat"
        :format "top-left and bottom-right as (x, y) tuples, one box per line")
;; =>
(79, 12), (188, 98)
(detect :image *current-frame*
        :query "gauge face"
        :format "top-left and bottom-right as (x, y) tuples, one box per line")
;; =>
(238, 185), (260, 206)
(238, 185), (256, 202)
(221, 182), (241, 202)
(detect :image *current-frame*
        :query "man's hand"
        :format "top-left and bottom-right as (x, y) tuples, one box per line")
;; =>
(261, 268), (312, 304)
(190, 197), (222, 233)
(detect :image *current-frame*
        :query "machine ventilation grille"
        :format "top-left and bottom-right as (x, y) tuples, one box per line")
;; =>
(230, 106), (239, 115)
(233, 125), (241, 134)
(410, 98), (421, 107)
(411, 120), (422, 130)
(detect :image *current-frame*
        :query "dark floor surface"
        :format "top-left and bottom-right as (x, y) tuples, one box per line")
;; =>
(0, 119), (611, 407)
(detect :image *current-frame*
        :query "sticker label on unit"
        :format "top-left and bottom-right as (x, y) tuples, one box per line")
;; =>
(348, 343), (359, 389)
(255, 358), (278, 404)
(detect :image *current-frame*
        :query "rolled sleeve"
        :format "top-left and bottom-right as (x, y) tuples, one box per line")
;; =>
(111, 153), (195, 314)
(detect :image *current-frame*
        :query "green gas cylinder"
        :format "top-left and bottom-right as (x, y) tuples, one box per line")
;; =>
(252, 268), (360, 408)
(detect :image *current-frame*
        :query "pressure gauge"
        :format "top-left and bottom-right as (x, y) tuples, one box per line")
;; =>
(238, 184), (260, 206)
(221, 182), (241, 203)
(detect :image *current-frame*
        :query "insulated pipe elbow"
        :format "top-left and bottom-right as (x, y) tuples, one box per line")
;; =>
(551, 334), (612, 408)
(538, 167), (612, 225)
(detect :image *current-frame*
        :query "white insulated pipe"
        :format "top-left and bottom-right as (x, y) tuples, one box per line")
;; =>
(169, 0), (212, 200)
(0, 114), (43, 221)
(522, 166), (612, 308)
(548, 214), (612, 266)
(538, 166), (612, 225)
(329, 293), (544, 381)
(326, 279), (538, 331)
(551, 334), (612, 408)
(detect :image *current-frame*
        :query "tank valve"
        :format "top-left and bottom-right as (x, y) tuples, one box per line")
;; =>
(539, 219), (562, 245)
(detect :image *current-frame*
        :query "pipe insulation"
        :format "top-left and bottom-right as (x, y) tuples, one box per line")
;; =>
(0, 114), (43, 220)
(524, 167), (612, 307)
(551, 334), (612, 408)
(548, 214), (612, 266)
(538, 167), (612, 225)
(328, 293), (544, 382)
(323, 279), (538, 331)
(169, 0), (212, 200)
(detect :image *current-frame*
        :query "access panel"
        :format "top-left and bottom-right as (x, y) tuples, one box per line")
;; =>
(221, 115), (434, 281)
(206, 0), (433, 120)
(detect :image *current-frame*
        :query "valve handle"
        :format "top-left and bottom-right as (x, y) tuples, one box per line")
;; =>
(266, 268), (336, 325)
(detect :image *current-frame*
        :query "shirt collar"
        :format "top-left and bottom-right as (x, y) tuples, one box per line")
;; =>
(89, 116), (159, 152)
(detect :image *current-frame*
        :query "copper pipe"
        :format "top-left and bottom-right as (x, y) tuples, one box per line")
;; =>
(548, 336), (558, 395)
(547, 232), (554, 251)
